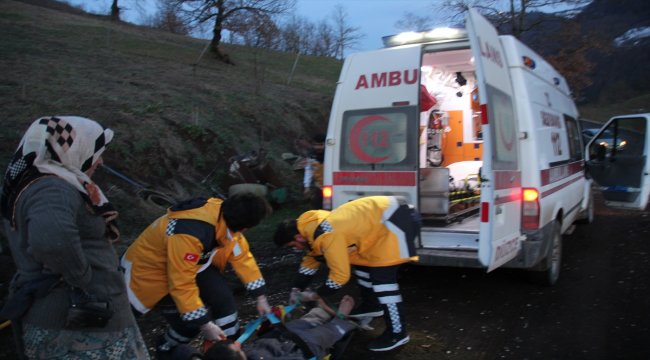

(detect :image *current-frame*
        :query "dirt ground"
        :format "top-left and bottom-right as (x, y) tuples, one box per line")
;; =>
(1, 193), (649, 359)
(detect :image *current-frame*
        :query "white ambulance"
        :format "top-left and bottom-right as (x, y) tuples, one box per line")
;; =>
(320, 9), (650, 285)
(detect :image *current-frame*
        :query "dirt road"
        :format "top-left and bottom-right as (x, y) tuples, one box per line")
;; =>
(341, 194), (650, 360)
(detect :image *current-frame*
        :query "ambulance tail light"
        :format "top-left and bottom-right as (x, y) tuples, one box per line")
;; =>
(522, 188), (540, 230)
(322, 186), (333, 210)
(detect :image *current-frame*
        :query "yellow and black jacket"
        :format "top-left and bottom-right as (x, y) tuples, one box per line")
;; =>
(121, 197), (265, 324)
(294, 196), (418, 296)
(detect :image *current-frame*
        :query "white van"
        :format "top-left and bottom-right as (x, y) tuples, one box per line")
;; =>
(320, 9), (650, 285)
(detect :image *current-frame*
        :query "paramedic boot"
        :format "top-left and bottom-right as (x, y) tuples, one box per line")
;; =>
(367, 331), (410, 352)
(368, 302), (409, 351)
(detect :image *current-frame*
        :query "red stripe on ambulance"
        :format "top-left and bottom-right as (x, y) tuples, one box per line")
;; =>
(333, 171), (416, 186)
(540, 161), (583, 186)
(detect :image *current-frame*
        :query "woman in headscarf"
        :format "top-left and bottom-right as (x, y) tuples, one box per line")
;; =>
(0, 116), (149, 359)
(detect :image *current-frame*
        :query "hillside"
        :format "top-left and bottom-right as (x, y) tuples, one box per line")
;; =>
(577, 0), (650, 103)
(0, 0), (342, 243)
(1, 0), (649, 247)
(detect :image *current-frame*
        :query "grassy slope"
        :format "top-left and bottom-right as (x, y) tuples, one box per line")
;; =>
(0, 0), (341, 245)
(579, 93), (650, 125)
(1, 0), (648, 247)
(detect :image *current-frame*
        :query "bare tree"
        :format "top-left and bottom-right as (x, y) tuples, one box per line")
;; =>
(279, 15), (308, 53)
(150, 0), (191, 35)
(313, 19), (336, 57)
(172, 0), (295, 63)
(437, 0), (590, 36)
(111, 0), (121, 21)
(331, 4), (364, 60)
(277, 16), (336, 56)
(394, 11), (435, 32)
(237, 12), (281, 49)
(110, 0), (148, 22)
(436, 0), (603, 99)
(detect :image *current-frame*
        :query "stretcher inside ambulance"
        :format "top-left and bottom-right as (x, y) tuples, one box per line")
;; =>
(417, 48), (483, 221)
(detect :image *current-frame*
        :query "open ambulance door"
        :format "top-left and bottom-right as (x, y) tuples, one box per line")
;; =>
(586, 114), (650, 210)
(328, 45), (421, 217)
(466, 8), (524, 272)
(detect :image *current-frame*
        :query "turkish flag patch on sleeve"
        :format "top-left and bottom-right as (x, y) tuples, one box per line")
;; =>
(184, 253), (199, 262)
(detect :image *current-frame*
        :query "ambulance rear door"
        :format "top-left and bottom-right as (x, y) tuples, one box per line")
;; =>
(327, 45), (421, 210)
(466, 8), (523, 271)
(586, 113), (650, 210)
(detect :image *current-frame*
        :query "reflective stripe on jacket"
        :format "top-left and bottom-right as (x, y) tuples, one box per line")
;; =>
(122, 197), (265, 316)
(296, 196), (418, 291)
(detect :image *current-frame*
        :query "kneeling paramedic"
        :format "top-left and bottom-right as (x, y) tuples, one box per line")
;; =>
(121, 193), (272, 356)
(273, 196), (421, 352)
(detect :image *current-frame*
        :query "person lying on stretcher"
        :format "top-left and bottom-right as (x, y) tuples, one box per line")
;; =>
(204, 295), (356, 360)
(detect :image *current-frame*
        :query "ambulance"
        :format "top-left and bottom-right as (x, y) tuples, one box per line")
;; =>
(320, 9), (650, 285)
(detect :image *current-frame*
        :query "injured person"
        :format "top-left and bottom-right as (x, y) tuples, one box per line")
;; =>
(204, 295), (357, 360)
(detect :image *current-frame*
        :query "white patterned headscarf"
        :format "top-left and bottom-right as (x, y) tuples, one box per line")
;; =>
(1, 116), (118, 239)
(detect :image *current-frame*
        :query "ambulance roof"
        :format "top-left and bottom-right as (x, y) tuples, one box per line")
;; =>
(382, 28), (468, 48)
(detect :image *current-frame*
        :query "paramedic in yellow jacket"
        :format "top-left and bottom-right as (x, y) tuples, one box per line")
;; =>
(273, 195), (421, 352)
(121, 193), (272, 356)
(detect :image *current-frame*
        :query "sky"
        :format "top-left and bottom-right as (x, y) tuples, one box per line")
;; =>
(64, 0), (446, 53)
(294, 0), (442, 51)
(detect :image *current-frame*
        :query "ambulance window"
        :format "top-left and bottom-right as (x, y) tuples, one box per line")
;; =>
(340, 107), (418, 170)
(589, 117), (646, 159)
(486, 85), (517, 170)
(564, 115), (582, 161)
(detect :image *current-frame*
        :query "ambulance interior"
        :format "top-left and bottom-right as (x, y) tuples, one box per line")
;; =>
(419, 48), (483, 224)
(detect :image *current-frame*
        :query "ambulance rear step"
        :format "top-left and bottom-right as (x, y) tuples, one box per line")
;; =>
(414, 248), (482, 268)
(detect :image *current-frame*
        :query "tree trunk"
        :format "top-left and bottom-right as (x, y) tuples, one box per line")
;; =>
(110, 0), (120, 22)
(209, 0), (234, 64)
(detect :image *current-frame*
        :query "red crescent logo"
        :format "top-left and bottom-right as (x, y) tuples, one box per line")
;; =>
(349, 115), (390, 163)
(184, 253), (199, 262)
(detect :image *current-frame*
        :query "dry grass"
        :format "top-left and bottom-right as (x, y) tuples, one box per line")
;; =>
(0, 0), (341, 242)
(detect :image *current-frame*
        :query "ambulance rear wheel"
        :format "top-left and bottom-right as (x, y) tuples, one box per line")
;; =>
(529, 220), (562, 286)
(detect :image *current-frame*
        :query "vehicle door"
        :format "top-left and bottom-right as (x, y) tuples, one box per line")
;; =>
(328, 46), (421, 212)
(466, 8), (523, 271)
(586, 114), (650, 210)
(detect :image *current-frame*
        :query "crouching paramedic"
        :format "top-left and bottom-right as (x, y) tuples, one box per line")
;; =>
(273, 196), (421, 352)
(121, 193), (272, 355)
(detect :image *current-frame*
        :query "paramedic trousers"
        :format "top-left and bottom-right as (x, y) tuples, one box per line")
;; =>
(353, 265), (407, 336)
(349, 200), (419, 336)
(159, 266), (240, 344)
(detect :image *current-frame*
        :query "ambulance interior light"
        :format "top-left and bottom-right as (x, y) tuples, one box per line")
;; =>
(382, 27), (468, 47)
